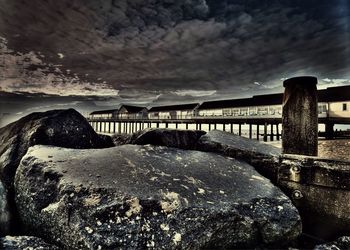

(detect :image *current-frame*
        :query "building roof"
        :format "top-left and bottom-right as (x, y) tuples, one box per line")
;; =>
(89, 105), (146, 115)
(198, 93), (283, 110)
(120, 105), (147, 113)
(148, 103), (199, 112)
(318, 85), (350, 102)
(89, 85), (350, 115)
(90, 109), (118, 115)
(199, 85), (350, 110)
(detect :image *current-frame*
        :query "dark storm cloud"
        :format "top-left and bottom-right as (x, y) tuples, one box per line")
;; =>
(1, 0), (350, 103)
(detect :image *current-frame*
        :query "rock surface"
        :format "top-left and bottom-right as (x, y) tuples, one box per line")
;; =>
(0, 182), (10, 235)
(0, 109), (113, 235)
(129, 128), (206, 150)
(111, 133), (133, 146)
(0, 235), (59, 250)
(0, 108), (113, 189)
(314, 236), (350, 250)
(197, 130), (281, 181)
(15, 145), (301, 249)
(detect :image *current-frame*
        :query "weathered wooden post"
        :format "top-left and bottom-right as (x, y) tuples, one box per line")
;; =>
(325, 122), (334, 139)
(263, 122), (268, 142)
(270, 124), (274, 141)
(249, 124), (252, 139)
(282, 76), (318, 156)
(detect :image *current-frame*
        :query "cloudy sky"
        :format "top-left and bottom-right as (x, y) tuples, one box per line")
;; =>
(1, 0), (350, 124)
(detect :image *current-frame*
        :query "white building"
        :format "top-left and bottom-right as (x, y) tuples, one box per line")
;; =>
(148, 103), (199, 120)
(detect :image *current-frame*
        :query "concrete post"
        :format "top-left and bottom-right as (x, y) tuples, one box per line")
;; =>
(282, 76), (318, 156)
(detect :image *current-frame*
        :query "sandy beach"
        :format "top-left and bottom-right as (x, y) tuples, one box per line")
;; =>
(266, 139), (350, 161)
(318, 139), (350, 161)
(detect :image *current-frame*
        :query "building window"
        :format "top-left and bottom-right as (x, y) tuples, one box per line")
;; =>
(240, 108), (248, 116)
(343, 103), (348, 111)
(318, 104), (327, 114)
(249, 107), (257, 116)
(257, 107), (268, 116)
(223, 108), (232, 116)
(233, 109), (240, 116)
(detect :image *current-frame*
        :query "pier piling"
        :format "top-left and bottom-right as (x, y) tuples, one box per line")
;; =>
(282, 76), (318, 156)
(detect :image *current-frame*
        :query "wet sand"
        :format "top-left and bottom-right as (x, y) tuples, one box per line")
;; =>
(318, 139), (350, 161)
(266, 139), (350, 161)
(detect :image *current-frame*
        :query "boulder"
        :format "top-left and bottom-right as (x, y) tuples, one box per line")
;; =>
(0, 235), (59, 249)
(129, 128), (206, 149)
(314, 236), (350, 250)
(197, 130), (281, 181)
(15, 145), (301, 249)
(0, 108), (113, 189)
(111, 133), (133, 146)
(0, 182), (10, 235)
(0, 109), (114, 235)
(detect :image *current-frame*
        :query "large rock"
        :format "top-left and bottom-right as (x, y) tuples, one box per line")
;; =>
(197, 130), (281, 181)
(111, 133), (133, 146)
(314, 236), (350, 250)
(0, 235), (59, 249)
(0, 182), (10, 235)
(0, 108), (113, 189)
(129, 128), (206, 149)
(15, 145), (301, 249)
(0, 109), (114, 235)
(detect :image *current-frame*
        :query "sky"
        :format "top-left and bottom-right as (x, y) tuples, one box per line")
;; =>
(1, 0), (350, 125)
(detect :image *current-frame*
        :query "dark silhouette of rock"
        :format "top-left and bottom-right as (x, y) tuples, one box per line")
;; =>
(0, 183), (10, 236)
(0, 235), (59, 249)
(15, 145), (301, 249)
(98, 134), (116, 147)
(111, 133), (133, 146)
(0, 109), (113, 235)
(130, 128), (206, 149)
(314, 236), (350, 250)
(197, 130), (281, 181)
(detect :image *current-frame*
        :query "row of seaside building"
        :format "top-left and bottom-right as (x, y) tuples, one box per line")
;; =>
(89, 85), (350, 120)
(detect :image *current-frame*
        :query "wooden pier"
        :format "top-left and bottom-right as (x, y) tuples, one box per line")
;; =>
(87, 78), (350, 142)
(87, 116), (350, 142)
(87, 117), (282, 141)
